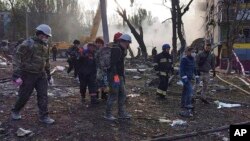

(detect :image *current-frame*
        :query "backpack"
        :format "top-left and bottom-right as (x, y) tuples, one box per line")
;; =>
(97, 44), (122, 86)
(97, 44), (121, 70)
(98, 47), (112, 70)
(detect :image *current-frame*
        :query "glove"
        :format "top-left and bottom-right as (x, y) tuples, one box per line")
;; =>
(195, 76), (200, 84)
(12, 77), (23, 87)
(112, 74), (120, 88)
(181, 76), (188, 84)
(213, 71), (216, 77)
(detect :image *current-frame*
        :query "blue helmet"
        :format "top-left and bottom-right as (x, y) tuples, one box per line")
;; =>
(162, 44), (170, 50)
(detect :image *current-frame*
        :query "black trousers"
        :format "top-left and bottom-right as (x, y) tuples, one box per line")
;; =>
(157, 75), (169, 96)
(67, 58), (78, 78)
(79, 72), (97, 98)
(12, 72), (49, 118)
(52, 53), (57, 61)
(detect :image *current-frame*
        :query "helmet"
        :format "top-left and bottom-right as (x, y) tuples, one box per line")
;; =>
(113, 32), (122, 42)
(119, 34), (132, 43)
(162, 44), (170, 50)
(36, 24), (52, 37)
(73, 40), (80, 45)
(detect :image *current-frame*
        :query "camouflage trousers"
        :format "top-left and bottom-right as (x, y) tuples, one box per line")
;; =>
(200, 72), (210, 98)
(106, 76), (127, 116)
(12, 72), (49, 118)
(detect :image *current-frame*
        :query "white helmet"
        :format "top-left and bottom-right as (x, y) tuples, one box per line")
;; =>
(119, 34), (132, 43)
(36, 24), (52, 37)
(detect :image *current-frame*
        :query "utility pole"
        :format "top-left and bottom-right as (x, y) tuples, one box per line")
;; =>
(100, 0), (109, 44)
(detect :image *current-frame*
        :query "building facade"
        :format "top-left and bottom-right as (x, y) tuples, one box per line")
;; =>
(205, 0), (250, 71)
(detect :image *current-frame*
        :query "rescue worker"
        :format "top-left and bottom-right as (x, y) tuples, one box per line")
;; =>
(11, 24), (55, 124)
(179, 47), (199, 117)
(51, 44), (57, 61)
(66, 40), (80, 79)
(104, 33), (132, 121)
(153, 44), (174, 99)
(196, 40), (216, 101)
(95, 37), (108, 100)
(78, 43), (99, 104)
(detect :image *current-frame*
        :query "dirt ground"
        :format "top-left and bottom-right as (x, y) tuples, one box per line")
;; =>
(1, 58), (250, 141)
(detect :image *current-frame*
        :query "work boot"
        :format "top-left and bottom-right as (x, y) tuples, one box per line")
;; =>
(118, 112), (132, 119)
(179, 110), (193, 117)
(39, 116), (55, 124)
(104, 114), (117, 121)
(185, 104), (194, 109)
(11, 111), (21, 120)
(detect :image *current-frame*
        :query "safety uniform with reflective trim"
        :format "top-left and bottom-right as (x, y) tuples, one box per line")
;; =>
(153, 51), (174, 96)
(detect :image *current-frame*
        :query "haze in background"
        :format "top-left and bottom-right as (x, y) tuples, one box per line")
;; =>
(79, 0), (205, 55)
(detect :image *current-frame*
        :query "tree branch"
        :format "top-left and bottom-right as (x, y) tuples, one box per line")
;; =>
(181, 0), (194, 17)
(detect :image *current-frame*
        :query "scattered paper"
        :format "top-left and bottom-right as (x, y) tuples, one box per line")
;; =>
(135, 110), (143, 113)
(159, 118), (171, 123)
(214, 100), (241, 109)
(127, 94), (140, 98)
(133, 76), (142, 79)
(51, 66), (65, 74)
(16, 128), (32, 137)
(170, 119), (187, 127)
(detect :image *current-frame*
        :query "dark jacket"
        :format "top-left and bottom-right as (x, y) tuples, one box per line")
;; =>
(78, 50), (97, 75)
(52, 46), (57, 54)
(112, 44), (125, 77)
(153, 51), (174, 76)
(66, 45), (79, 59)
(196, 51), (215, 73)
(180, 55), (197, 80)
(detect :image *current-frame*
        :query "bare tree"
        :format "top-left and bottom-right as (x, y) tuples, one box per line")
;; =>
(223, 0), (249, 74)
(117, 9), (148, 58)
(163, 0), (193, 62)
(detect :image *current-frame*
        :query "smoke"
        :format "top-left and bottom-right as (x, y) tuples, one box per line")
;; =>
(96, 0), (206, 56)
(183, 1), (206, 46)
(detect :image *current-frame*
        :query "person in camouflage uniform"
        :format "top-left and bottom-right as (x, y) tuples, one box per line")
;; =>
(95, 37), (108, 100)
(196, 40), (216, 101)
(11, 24), (55, 124)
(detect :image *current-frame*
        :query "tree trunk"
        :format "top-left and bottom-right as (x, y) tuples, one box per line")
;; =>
(171, 0), (177, 63)
(126, 18), (147, 58)
(225, 1), (232, 74)
(117, 10), (148, 59)
(176, 0), (186, 56)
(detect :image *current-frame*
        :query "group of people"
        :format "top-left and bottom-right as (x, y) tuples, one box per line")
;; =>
(153, 40), (215, 117)
(11, 24), (133, 124)
(10, 23), (216, 125)
(179, 42), (216, 117)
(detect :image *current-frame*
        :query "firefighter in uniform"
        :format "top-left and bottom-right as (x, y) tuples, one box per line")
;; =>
(153, 44), (174, 99)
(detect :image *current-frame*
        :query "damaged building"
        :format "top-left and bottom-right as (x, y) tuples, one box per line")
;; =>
(205, 0), (250, 71)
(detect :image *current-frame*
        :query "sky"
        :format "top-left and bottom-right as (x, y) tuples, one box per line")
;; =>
(78, 0), (206, 54)
(79, 0), (171, 21)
